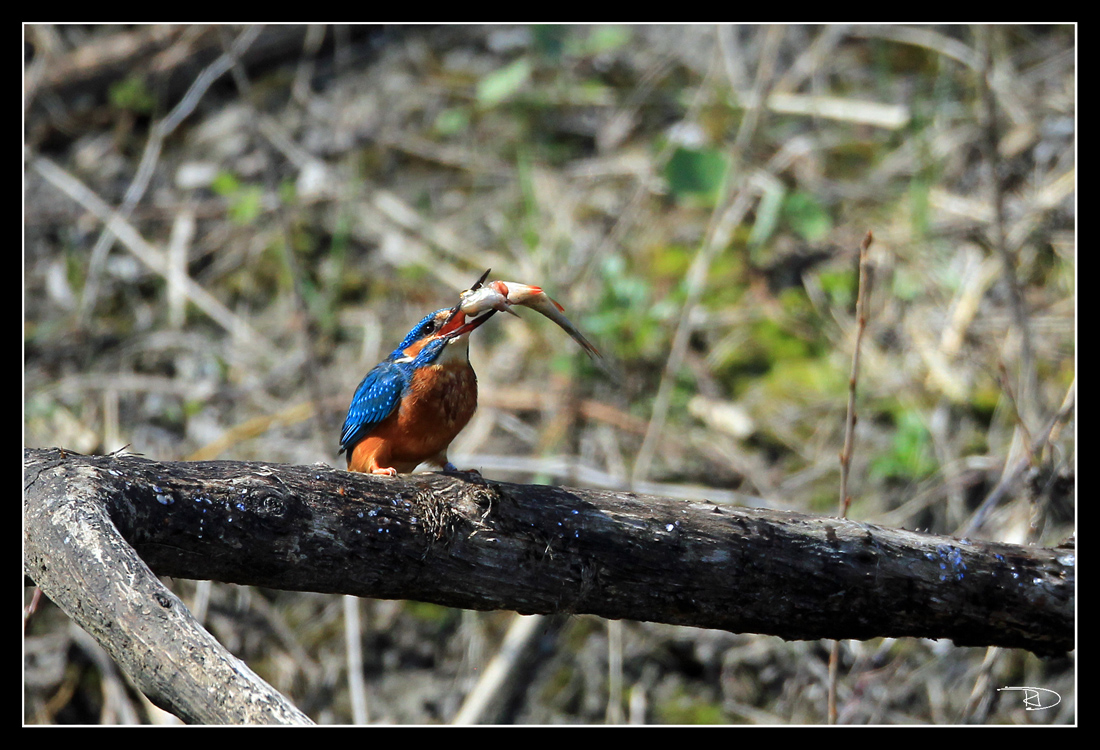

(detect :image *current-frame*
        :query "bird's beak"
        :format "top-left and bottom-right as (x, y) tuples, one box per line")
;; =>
(437, 268), (495, 338)
(439, 306), (495, 338)
(438, 303), (464, 334)
(468, 268), (492, 290)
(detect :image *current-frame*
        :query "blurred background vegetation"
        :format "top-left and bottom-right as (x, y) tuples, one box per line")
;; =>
(24, 24), (1074, 724)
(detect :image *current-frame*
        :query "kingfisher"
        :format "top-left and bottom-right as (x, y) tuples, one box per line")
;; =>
(339, 286), (496, 475)
(340, 269), (601, 475)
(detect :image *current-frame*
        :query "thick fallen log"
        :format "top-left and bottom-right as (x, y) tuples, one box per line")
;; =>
(23, 447), (1074, 722)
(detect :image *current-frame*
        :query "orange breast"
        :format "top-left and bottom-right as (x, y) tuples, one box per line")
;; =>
(347, 361), (477, 474)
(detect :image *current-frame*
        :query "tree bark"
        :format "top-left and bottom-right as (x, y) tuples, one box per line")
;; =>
(23, 448), (313, 725)
(24, 447), (1074, 722)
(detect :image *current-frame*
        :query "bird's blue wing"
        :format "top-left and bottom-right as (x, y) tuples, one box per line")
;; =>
(339, 361), (408, 454)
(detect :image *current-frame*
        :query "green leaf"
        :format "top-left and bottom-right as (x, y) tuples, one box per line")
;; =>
(665, 146), (731, 205)
(477, 58), (532, 108)
(227, 185), (263, 226)
(909, 176), (931, 239)
(210, 171), (241, 196)
(108, 75), (155, 114)
(748, 179), (786, 251)
(818, 269), (857, 309)
(532, 25), (569, 59)
(870, 409), (938, 481)
(434, 106), (470, 135)
(783, 191), (832, 242)
(586, 26), (631, 54)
